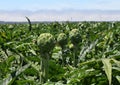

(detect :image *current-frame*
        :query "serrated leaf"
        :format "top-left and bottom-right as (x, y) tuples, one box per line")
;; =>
(112, 67), (120, 71)
(102, 59), (112, 85)
(116, 76), (120, 83)
(16, 64), (30, 76)
(0, 64), (30, 85)
(112, 59), (120, 67)
(29, 49), (36, 55)
(0, 74), (12, 85)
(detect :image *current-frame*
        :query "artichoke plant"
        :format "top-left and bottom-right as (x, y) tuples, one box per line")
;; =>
(37, 33), (55, 83)
(57, 33), (67, 48)
(69, 29), (82, 45)
(69, 29), (82, 67)
(57, 33), (68, 65)
(37, 33), (55, 54)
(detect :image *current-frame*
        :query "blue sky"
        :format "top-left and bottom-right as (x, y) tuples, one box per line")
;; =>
(0, 0), (120, 21)
(0, 0), (120, 11)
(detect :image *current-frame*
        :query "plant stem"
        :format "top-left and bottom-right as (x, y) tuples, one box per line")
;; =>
(61, 47), (66, 66)
(73, 45), (78, 67)
(40, 53), (49, 84)
(25, 17), (32, 31)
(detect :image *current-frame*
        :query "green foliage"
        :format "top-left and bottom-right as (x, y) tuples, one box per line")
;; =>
(0, 21), (120, 85)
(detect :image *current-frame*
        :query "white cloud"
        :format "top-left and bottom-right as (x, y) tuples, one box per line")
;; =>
(0, 10), (120, 21)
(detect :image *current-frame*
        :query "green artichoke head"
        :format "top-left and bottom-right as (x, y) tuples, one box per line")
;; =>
(69, 43), (74, 50)
(57, 33), (67, 47)
(37, 33), (55, 53)
(69, 29), (82, 45)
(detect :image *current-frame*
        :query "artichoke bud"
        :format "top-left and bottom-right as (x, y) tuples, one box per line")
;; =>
(37, 33), (55, 53)
(69, 43), (74, 50)
(69, 29), (82, 45)
(57, 33), (67, 47)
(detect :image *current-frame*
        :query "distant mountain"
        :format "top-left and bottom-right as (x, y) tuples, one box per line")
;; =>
(0, 10), (120, 21)
(0, 21), (5, 24)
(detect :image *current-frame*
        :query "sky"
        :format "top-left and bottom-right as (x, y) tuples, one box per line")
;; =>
(0, 0), (120, 21)
(0, 0), (120, 11)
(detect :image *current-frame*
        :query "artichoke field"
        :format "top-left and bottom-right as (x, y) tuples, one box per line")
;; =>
(0, 21), (120, 85)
